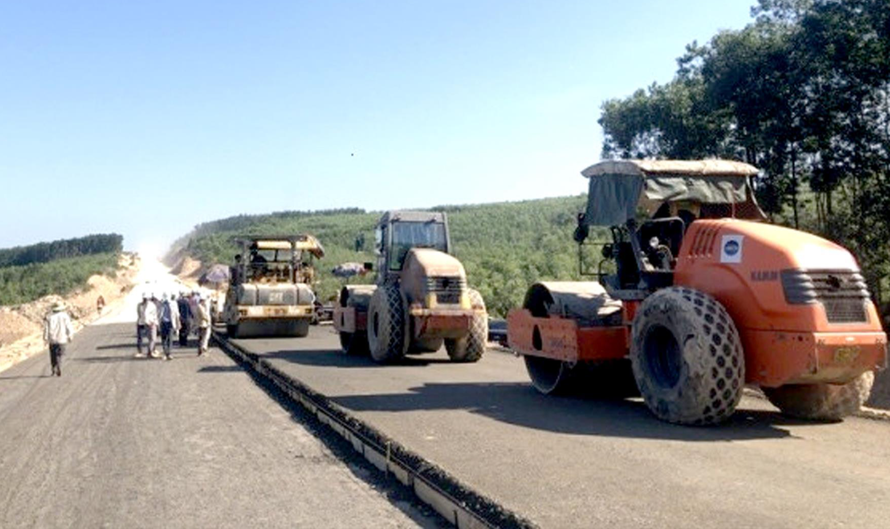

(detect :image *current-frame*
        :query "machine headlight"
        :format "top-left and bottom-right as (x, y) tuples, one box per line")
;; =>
(460, 292), (471, 310)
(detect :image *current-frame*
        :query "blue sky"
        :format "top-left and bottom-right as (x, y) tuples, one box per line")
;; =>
(0, 1), (756, 254)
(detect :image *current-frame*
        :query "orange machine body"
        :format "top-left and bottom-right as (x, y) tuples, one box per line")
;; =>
(507, 219), (886, 387)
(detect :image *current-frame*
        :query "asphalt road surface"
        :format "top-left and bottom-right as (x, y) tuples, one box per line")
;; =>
(0, 323), (437, 528)
(233, 327), (890, 529)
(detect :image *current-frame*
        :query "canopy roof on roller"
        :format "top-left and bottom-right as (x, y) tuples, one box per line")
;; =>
(580, 159), (766, 226)
(254, 240), (293, 250)
(237, 235), (326, 259)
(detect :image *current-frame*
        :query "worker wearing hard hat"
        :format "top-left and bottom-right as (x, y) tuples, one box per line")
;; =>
(136, 293), (149, 357)
(44, 301), (74, 377)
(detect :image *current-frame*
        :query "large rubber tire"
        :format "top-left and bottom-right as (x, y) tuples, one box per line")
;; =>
(292, 319), (310, 338)
(367, 285), (408, 363)
(339, 331), (369, 356)
(227, 323), (239, 338)
(763, 372), (874, 421)
(631, 287), (745, 425)
(445, 289), (487, 363)
(524, 355), (575, 395)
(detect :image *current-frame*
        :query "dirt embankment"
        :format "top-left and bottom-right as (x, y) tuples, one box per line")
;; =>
(0, 254), (140, 372)
(165, 246), (203, 281)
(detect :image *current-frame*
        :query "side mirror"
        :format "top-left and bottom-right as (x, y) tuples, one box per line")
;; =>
(363, 262), (374, 271)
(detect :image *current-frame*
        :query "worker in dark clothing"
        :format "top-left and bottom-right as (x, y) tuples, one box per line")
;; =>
(177, 292), (192, 346)
(230, 254), (245, 286)
(159, 294), (180, 360)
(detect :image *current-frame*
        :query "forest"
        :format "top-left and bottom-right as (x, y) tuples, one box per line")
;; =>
(0, 234), (123, 305)
(0, 252), (120, 306)
(0, 234), (123, 268)
(599, 0), (890, 306)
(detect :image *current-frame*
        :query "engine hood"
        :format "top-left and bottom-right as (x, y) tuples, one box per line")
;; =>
(400, 249), (466, 304)
(728, 220), (858, 270)
(675, 219), (878, 333)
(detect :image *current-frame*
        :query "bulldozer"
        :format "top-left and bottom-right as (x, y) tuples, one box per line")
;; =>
(333, 211), (488, 363)
(507, 160), (887, 424)
(222, 235), (324, 338)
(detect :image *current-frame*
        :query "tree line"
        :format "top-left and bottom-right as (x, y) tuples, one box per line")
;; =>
(175, 197), (592, 317)
(598, 0), (890, 305)
(0, 234), (123, 269)
(0, 253), (120, 306)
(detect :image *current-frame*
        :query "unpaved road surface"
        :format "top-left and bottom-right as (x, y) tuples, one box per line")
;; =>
(232, 328), (890, 529)
(0, 271), (435, 528)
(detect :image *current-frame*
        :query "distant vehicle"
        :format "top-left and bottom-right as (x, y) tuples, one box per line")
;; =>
(508, 159), (886, 424)
(221, 235), (324, 338)
(334, 211), (488, 363)
(487, 318), (508, 347)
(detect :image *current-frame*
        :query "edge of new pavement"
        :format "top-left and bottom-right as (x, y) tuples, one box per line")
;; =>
(212, 330), (537, 529)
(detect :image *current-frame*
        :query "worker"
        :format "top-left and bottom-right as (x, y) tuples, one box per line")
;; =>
(177, 291), (192, 346)
(159, 294), (180, 360)
(196, 294), (212, 356)
(43, 301), (74, 377)
(249, 248), (267, 278)
(136, 293), (149, 356)
(96, 295), (106, 314)
(187, 291), (200, 336)
(169, 293), (181, 346)
(141, 293), (160, 358)
(230, 254), (245, 286)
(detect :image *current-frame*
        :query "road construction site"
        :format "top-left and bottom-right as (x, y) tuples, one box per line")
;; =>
(1, 262), (889, 528)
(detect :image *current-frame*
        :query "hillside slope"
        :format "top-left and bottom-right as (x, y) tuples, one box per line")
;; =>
(168, 196), (598, 316)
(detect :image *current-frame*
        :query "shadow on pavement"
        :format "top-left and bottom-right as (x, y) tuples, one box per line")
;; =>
(331, 382), (799, 442)
(0, 375), (52, 380)
(262, 349), (454, 368)
(75, 355), (140, 364)
(197, 365), (244, 373)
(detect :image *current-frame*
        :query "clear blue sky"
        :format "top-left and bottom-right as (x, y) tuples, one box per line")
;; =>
(0, 0), (756, 254)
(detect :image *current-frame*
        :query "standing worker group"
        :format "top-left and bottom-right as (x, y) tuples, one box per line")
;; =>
(44, 301), (74, 377)
(135, 289), (211, 359)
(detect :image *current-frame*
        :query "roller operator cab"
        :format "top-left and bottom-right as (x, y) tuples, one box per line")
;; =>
(333, 211), (488, 363)
(222, 235), (325, 338)
(507, 160), (887, 425)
